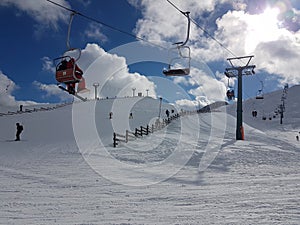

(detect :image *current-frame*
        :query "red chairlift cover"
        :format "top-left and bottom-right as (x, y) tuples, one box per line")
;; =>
(56, 59), (83, 84)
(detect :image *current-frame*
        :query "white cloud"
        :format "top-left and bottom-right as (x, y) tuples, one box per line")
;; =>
(131, 0), (300, 88)
(0, 0), (70, 29)
(130, 0), (235, 45)
(255, 38), (300, 85)
(0, 71), (36, 107)
(84, 23), (108, 43)
(175, 95), (211, 111)
(172, 76), (190, 86)
(33, 81), (72, 101)
(187, 75), (226, 102)
(79, 43), (157, 99)
(213, 10), (300, 85)
(41, 56), (55, 73)
(175, 99), (199, 111)
(41, 43), (157, 100)
(172, 67), (227, 103)
(74, 0), (91, 7)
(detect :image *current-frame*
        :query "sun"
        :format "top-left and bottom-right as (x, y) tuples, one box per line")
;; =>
(245, 7), (281, 53)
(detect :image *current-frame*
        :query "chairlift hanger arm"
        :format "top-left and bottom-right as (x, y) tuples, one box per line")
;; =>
(260, 81), (264, 90)
(66, 12), (77, 50)
(181, 11), (190, 47)
(166, 0), (190, 47)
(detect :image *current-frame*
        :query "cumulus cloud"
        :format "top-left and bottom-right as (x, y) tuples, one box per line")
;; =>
(0, 71), (36, 107)
(213, 9), (300, 85)
(84, 23), (108, 43)
(33, 81), (72, 101)
(187, 67), (227, 101)
(130, 0), (300, 88)
(255, 38), (300, 85)
(0, 0), (70, 29)
(78, 43), (157, 99)
(40, 43), (157, 100)
(132, 0), (204, 44)
(130, 0), (235, 45)
(41, 56), (55, 73)
(172, 66), (227, 109)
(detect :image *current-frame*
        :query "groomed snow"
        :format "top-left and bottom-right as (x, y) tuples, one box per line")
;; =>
(0, 86), (299, 224)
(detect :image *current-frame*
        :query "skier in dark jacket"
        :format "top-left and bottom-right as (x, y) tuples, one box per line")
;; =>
(166, 109), (170, 119)
(15, 123), (23, 141)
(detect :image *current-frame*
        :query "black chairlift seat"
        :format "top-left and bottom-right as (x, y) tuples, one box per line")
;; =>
(163, 68), (190, 76)
(256, 90), (264, 99)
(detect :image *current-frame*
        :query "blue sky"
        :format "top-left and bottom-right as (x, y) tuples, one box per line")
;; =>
(0, 0), (300, 108)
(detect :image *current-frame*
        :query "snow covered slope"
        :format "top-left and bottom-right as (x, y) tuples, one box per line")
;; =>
(226, 84), (300, 145)
(0, 91), (299, 224)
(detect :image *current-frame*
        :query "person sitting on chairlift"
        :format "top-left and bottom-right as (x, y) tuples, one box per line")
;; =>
(58, 59), (67, 71)
(65, 58), (83, 95)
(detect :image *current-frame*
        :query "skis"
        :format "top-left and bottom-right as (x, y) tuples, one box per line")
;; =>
(58, 85), (87, 102)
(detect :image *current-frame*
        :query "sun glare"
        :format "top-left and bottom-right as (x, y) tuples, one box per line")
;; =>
(261, 7), (280, 27)
(245, 7), (281, 53)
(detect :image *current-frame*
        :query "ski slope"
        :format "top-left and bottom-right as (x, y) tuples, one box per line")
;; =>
(0, 87), (299, 224)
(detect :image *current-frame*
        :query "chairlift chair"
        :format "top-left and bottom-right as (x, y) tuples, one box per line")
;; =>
(163, 11), (191, 77)
(53, 12), (87, 100)
(226, 89), (235, 100)
(54, 48), (82, 84)
(256, 81), (264, 99)
(226, 78), (235, 100)
(163, 44), (191, 76)
(256, 89), (264, 99)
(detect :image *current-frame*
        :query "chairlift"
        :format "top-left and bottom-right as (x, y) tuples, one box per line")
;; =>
(226, 90), (235, 100)
(54, 49), (82, 84)
(226, 78), (235, 100)
(54, 12), (86, 98)
(163, 12), (191, 76)
(256, 81), (264, 99)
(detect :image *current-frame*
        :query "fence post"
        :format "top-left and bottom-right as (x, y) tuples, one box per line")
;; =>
(140, 126), (143, 136)
(126, 130), (128, 143)
(146, 125), (149, 135)
(113, 132), (117, 147)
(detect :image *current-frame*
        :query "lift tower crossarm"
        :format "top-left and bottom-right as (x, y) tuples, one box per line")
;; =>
(227, 55), (254, 67)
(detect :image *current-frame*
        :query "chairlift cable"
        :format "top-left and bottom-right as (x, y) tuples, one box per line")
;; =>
(166, 0), (259, 79)
(45, 0), (168, 51)
(165, 0), (254, 87)
(47, 0), (258, 99)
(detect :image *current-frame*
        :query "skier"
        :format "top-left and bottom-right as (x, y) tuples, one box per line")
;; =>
(15, 123), (23, 141)
(296, 135), (299, 141)
(129, 112), (133, 119)
(165, 109), (170, 118)
(109, 112), (113, 119)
